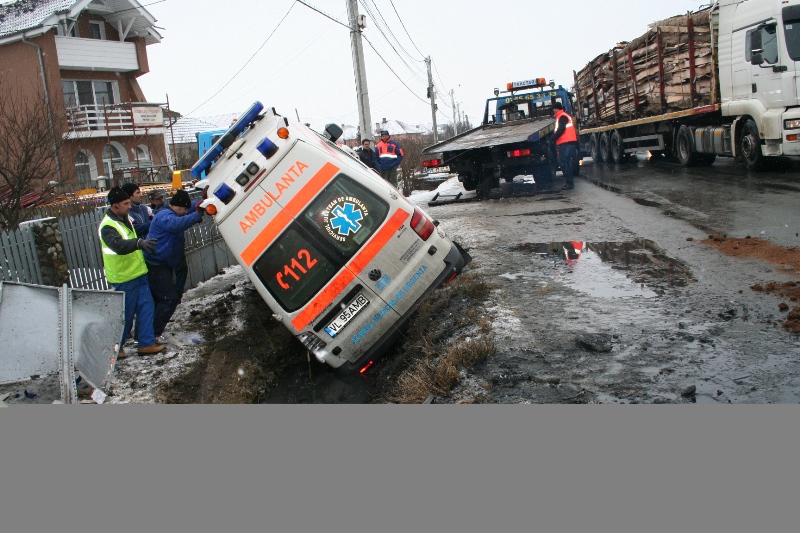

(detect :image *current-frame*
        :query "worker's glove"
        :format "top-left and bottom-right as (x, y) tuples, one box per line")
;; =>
(201, 185), (209, 200)
(137, 238), (157, 253)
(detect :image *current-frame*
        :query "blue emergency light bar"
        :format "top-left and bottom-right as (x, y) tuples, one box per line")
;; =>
(190, 101), (265, 178)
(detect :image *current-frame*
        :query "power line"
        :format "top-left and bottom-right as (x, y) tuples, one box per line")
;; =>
(295, 0), (349, 28)
(387, 0), (426, 59)
(362, 35), (429, 106)
(184, 2), (296, 117)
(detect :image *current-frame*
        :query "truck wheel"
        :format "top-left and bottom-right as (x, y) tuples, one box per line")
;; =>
(599, 132), (611, 164)
(590, 134), (603, 163)
(476, 170), (493, 199)
(676, 125), (698, 167)
(740, 119), (764, 171)
(460, 173), (477, 191)
(610, 131), (626, 164)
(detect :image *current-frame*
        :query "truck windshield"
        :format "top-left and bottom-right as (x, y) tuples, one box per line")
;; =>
(785, 19), (800, 61)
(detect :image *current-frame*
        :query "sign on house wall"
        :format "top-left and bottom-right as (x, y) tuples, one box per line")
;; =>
(132, 106), (164, 127)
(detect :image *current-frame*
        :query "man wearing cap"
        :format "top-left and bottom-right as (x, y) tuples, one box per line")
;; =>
(149, 189), (166, 216)
(144, 189), (205, 338)
(121, 183), (152, 237)
(375, 130), (404, 186)
(98, 187), (166, 358)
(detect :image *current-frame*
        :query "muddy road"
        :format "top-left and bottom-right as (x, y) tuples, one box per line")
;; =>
(415, 156), (800, 404)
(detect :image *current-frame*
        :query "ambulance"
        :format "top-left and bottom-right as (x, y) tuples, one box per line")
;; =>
(191, 102), (470, 373)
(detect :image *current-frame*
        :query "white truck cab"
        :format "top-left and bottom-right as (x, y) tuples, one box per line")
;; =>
(191, 103), (469, 373)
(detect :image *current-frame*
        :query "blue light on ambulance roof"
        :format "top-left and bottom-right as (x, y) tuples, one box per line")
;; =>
(190, 101), (265, 178)
(213, 182), (236, 205)
(257, 137), (279, 159)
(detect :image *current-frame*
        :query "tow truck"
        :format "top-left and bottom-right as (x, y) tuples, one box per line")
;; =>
(421, 78), (579, 197)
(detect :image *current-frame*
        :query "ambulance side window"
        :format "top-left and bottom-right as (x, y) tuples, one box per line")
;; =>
(301, 175), (389, 259)
(253, 226), (339, 312)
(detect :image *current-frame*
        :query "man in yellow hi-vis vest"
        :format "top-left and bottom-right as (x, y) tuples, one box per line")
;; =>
(99, 187), (166, 359)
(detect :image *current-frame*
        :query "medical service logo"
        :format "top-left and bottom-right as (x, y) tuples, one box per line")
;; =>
(322, 196), (369, 242)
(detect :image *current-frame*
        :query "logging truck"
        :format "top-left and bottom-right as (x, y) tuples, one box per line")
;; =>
(573, 0), (800, 170)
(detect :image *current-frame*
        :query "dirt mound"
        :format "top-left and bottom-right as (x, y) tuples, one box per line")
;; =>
(702, 235), (800, 333)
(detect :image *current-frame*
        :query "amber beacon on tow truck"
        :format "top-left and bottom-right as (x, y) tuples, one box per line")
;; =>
(190, 102), (470, 373)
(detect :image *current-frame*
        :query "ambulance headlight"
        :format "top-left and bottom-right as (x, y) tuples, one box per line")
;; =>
(257, 137), (279, 158)
(213, 182), (236, 205)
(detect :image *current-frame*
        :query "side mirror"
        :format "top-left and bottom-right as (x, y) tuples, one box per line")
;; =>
(323, 123), (343, 143)
(751, 52), (764, 66)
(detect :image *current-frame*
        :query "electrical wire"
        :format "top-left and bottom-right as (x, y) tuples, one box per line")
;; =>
(387, 0), (426, 59)
(183, 2), (296, 117)
(295, 0), (349, 28)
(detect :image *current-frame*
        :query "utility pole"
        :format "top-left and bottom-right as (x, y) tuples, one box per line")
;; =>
(425, 57), (438, 143)
(347, 0), (373, 142)
(450, 89), (458, 135)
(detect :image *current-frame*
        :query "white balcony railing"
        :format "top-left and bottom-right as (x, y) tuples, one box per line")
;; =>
(66, 104), (164, 135)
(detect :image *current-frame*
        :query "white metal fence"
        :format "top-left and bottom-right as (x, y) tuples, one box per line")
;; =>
(0, 225), (42, 285)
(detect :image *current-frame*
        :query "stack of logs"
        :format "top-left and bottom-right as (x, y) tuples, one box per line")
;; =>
(574, 7), (716, 127)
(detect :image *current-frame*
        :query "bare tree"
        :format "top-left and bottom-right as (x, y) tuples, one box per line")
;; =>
(0, 81), (71, 230)
(398, 134), (435, 197)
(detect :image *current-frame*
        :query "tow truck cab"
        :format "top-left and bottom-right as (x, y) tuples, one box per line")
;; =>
(191, 102), (469, 373)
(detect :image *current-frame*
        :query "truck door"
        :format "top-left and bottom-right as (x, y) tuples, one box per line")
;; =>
(748, 23), (785, 109)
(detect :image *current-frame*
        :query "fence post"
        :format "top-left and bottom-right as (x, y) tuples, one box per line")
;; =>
(20, 217), (70, 287)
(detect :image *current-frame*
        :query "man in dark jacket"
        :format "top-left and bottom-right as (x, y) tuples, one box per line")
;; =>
(148, 189), (167, 216)
(121, 182), (152, 236)
(143, 189), (204, 338)
(98, 187), (165, 358)
(358, 139), (379, 172)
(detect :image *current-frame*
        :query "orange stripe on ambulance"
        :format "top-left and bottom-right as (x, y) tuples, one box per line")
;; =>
(239, 161), (309, 234)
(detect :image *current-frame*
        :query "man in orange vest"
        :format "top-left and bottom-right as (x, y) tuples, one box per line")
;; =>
(376, 130), (404, 187)
(552, 101), (578, 190)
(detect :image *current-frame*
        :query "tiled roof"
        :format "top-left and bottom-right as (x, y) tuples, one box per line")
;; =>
(374, 119), (427, 137)
(0, 0), (74, 38)
(166, 115), (222, 145)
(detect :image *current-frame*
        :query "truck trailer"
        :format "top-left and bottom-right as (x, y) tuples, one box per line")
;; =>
(573, 0), (800, 170)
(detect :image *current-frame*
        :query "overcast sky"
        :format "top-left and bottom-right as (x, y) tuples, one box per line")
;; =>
(138, 0), (708, 131)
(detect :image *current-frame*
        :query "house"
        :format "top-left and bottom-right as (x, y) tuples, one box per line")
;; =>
(0, 0), (167, 192)
(373, 118), (429, 144)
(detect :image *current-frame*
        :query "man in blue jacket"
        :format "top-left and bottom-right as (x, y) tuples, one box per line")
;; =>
(144, 189), (204, 338)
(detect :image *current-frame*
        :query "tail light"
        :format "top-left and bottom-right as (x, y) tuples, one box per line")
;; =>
(507, 148), (531, 158)
(423, 159), (441, 167)
(410, 207), (435, 241)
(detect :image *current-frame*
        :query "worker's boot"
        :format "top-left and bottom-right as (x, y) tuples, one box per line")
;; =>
(117, 347), (128, 360)
(138, 344), (166, 356)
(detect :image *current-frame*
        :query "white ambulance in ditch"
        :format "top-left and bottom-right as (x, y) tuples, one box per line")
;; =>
(191, 102), (470, 373)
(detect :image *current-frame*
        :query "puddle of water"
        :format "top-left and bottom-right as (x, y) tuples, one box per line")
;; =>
(511, 240), (695, 298)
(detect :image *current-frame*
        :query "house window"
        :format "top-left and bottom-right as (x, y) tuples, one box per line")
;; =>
(89, 21), (106, 40)
(61, 80), (117, 109)
(102, 144), (122, 177)
(75, 152), (92, 189)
